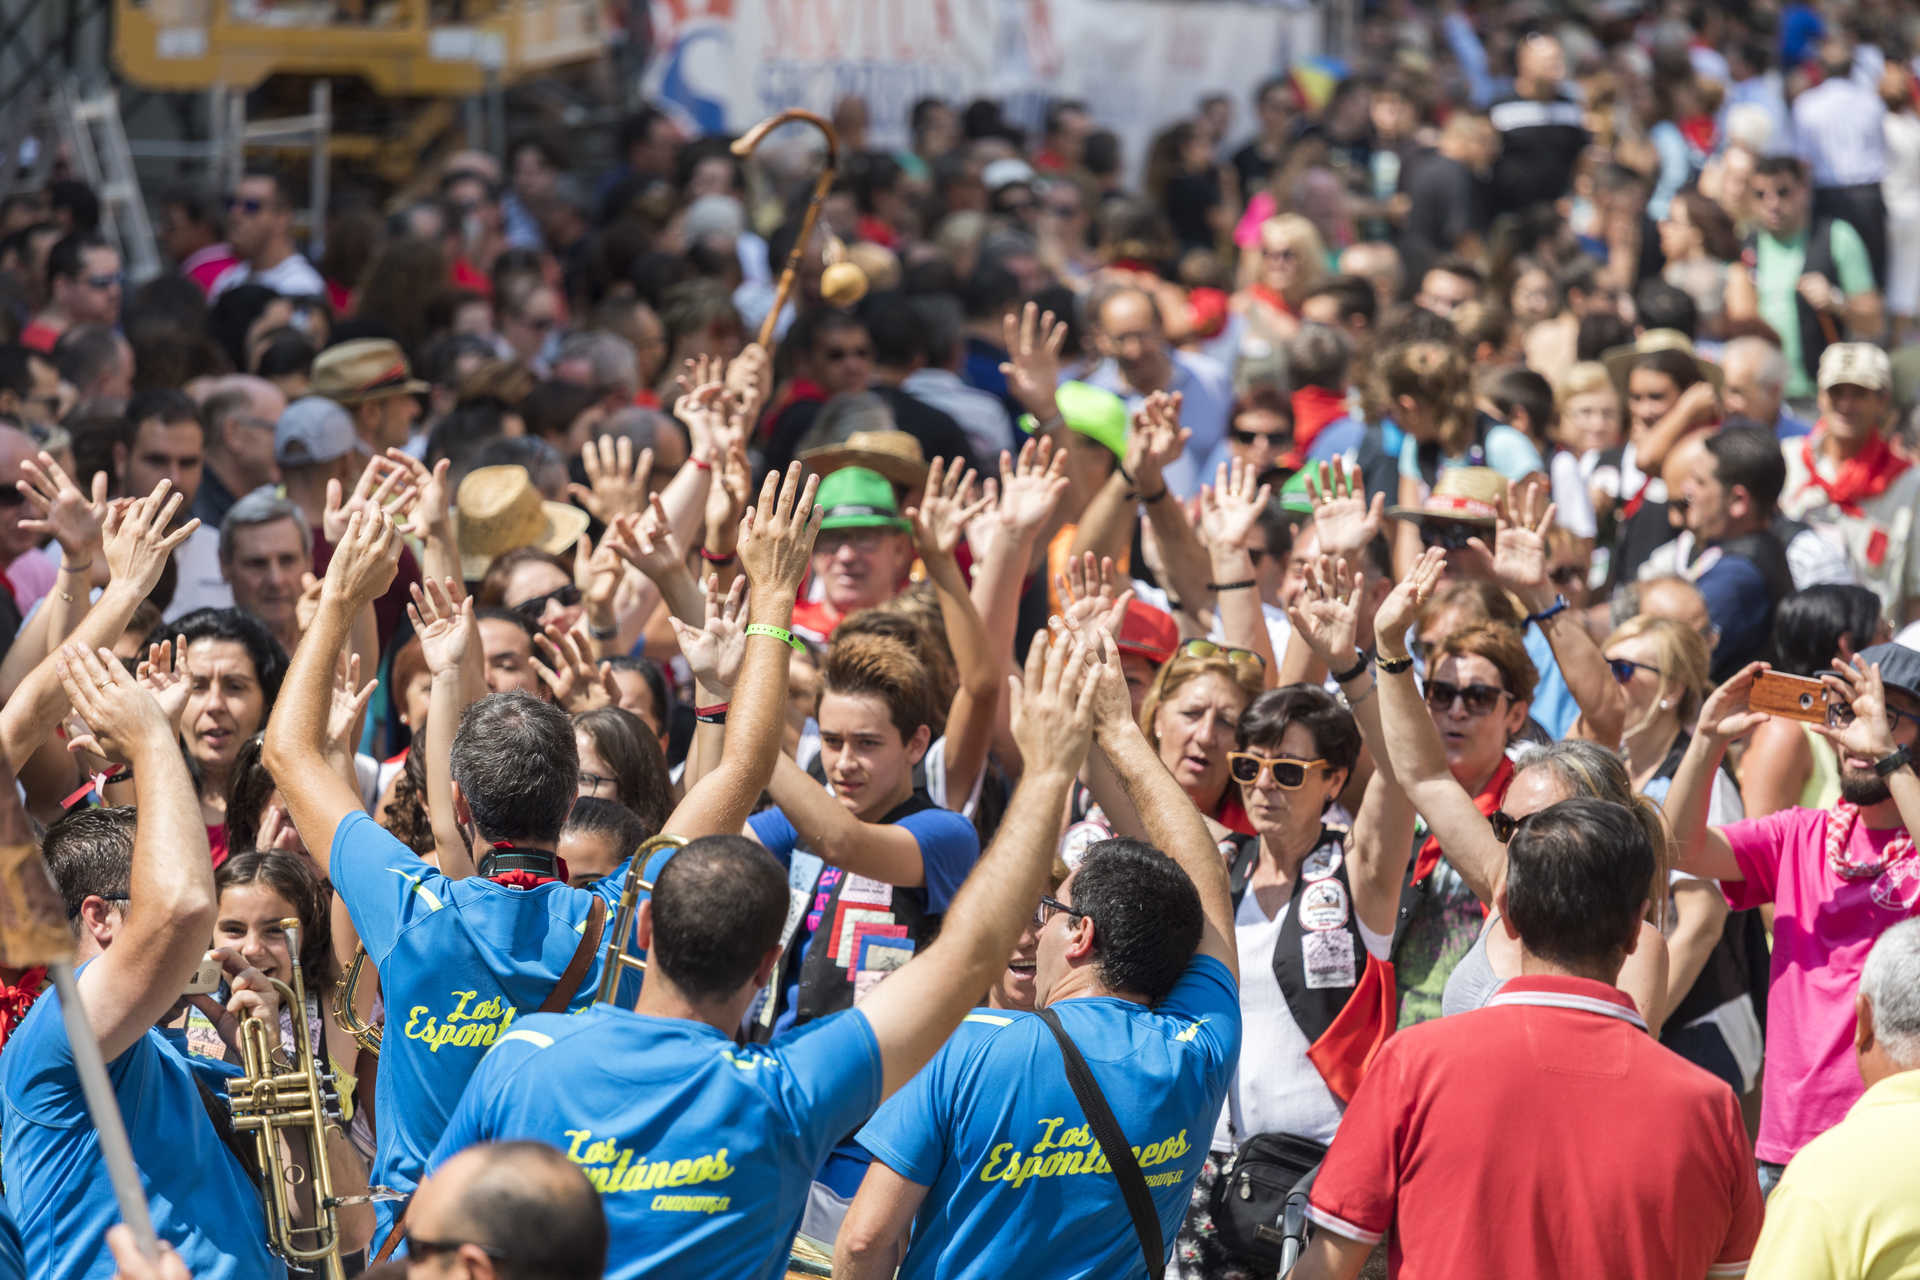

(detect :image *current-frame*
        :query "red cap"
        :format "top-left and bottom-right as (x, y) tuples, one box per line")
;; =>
(1116, 600), (1179, 665)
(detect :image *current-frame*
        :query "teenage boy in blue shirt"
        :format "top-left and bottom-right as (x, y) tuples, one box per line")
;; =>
(428, 629), (1110, 1280)
(265, 465), (826, 1255)
(837, 637), (1243, 1279)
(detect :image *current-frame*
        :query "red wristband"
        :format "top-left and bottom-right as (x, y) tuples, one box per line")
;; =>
(689, 457), (714, 472)
(699, 547), (737, 564)
(694, 702), (730, 718)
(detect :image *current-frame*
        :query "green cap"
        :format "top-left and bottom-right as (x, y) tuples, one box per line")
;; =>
(816, 466), (910, 531)
(1277, 468), (1315, 514)
(1019, 380), (1129, 460)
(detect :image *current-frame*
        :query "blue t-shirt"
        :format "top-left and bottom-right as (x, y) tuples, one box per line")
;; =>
(330, 809), (639, 1247)
(858, 956), (1241, 1279)
(1521, 620), (1578, 740)
(429, 1003), (883, 1280)
(0, 965), (284, 1280)
(748, 801), (980, 1036)
(1397, 421), (1545, 485)
(0, 1201), (21, 1280)
(1696, 552), (1774, 678)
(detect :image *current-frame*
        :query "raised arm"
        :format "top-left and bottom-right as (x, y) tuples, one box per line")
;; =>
(905, 457), (999, 806)
(661, 463), (821, 838)
(1373, 547), (1512, 905)
(0, 454), (106, 699)
(1815, 654), (1920, 845)
(1085, 630), (1238, 980)
(263, 508), (403, 880)
(1663, 663), (1769, 882)
(57, 643), (215, 1062)
(1466, 486), (1626, 746)
(407, 577), (485, 877)
(1128, 391), (1210, 607)
(854, 630), (1099, 1096)
(1197, 458), (1279, 686)
(386, 451), (460, 592)
(666, 574), (746, 790)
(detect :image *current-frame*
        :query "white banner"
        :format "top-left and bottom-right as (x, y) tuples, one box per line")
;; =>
(643, 0), (1321, 178)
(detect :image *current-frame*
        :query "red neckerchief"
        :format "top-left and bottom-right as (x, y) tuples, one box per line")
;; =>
(760, 377), (830, 442)
(1413, 755), (1515, 886)
(1798, 428), (1911, 517)
(1216, 788), (1255, 837)
(1287, 385), (1349, 462)
(0, 966), (47, 1051)
(1247, 283), (1294, 317)
(483, 842), (570, 890)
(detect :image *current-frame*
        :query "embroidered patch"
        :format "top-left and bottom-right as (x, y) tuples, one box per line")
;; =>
(1298, 879), (1350, 932)
(1301, 845), (1343, 881)
(1303, 930), (1357, 989)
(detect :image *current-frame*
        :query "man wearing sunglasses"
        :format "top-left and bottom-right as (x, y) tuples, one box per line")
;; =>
(20, 233), (121, 355)
(399, 1141), (606, 1280)
(209, 170), (326, 302)
(1667, 646), (1920, 1197)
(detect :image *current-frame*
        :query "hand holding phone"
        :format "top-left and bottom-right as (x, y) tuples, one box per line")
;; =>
(1749, 671), (1830, 724)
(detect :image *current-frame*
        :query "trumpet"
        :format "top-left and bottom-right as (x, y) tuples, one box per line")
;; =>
(594, 834), (687, 1007)
(331, 943), (380, 1056)
(228, 918), (349, 1280)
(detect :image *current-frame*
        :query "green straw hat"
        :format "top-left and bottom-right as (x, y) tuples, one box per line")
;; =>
(1018, 380), (1129, 460)
(816, 467), (911, 532)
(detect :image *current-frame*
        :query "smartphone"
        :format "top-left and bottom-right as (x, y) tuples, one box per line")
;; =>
(182, 955), (223, 996)
(1751, 671), (1830, 723)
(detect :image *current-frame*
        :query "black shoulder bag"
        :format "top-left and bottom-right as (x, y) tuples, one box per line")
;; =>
(1037, 1007), (1165, 1280)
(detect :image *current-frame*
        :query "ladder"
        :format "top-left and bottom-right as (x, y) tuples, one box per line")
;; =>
(55, 84), (161, 284)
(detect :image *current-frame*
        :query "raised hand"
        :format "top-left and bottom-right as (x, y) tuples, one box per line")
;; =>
(135, 635), (191, 726)
(737, 463), (823, 596)
(703, 443), (752, 551)
(1010, 621), (1100, 772)
(1304, 458), (1385, 559)
(606, 494), (688, 589)
(1123, 390), (1190, 498)
(102, 480), (198, 596)
(407, 577), (476, 678)
(568, 435), (655, 526)
(998, 301), (1068, 418)
(1816, 655), (1900, 760)
(907, 456), (994, 559)
(18, 452), (107, 562)
(56, 643), (174, 764)
(322, 507), (403, 608)
(1197, 458), (1273, 550)
(1084, 628), (1135, 732)
(326, 652), (378, 757)
(992, 437), (1070, 540)
(671, 376), (729, 461)
(1376, 545), (1446, 658)
(383, 450), (453, 537)
(1284, 555), (1363, 665)
(669, 574), (749, 695)
(293, 572), (323, 635)
(1056, 551), (1132, 642)
(1466, 487), (1555, 600)
(724, 342), (772, 432)
(322, 457), (414, 546)
(533, 624), (618, 712)
(1695, 661), (1771, 744)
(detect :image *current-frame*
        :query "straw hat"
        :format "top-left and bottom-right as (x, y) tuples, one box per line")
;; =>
(310, 338), (429, 406)
(454, 465), (590, 581)
(1599, 329), (1723, 398)
(1386, 466), (1507, 525)
(799, 430), (930, 491)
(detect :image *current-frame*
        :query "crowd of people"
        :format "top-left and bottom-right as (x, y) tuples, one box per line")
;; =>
(6, 1), (1920, 1277)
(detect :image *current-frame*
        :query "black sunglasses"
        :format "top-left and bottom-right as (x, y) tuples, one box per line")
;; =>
(225, 195), (267, 215)
(1423, 679), (1510, 717)
(513, 584), (581, 622)
(1034, 894), (1086, 928)
(84, 272), (124, 290)
(405, 1235), (506, 1262)
(1547, 565), (1585, 586)
(1229, 426), (1288, 446)
(1606, 658), (1663, 684)
(1489, 809), (1524, 843)
(1419, 520), (1483, 551)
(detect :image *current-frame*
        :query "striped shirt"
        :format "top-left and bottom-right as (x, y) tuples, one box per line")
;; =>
(1794, 75), (1888, 187)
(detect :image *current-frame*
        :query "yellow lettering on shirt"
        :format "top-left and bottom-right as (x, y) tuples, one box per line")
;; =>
(401, 990), (519, 1053)
(976, 1119), (1191, 1189)
(1174, 1017), (1209, 1043)
(561, 1128), (737, 1200)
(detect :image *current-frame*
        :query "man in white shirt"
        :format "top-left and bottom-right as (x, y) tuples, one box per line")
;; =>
(209, 170), (327, 301)
(1794, 36), (1891, 287)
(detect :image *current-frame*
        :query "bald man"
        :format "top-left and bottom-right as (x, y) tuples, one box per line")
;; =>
(399, 1141), (606, 1279)
(194, 374), (288, 529)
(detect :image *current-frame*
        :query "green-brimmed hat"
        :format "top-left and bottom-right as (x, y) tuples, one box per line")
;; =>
(1276, 469), (1315, 515)
(1019, 380), (1129, 460)
(817, 467), (911, 532)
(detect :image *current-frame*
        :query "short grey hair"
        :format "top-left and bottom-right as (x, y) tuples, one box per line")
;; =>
(602, 406), (678, 454)
(219, 487), (310, 564)
(1724, 336), (1787, 393)
(1861, 918), (1920, 1067)
(555, 330), (639, 398)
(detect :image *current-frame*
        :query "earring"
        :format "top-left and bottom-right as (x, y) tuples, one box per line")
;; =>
(1659, 698), (1672, 709)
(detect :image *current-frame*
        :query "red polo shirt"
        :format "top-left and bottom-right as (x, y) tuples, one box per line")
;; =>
(1308, 974), (1762, 1279)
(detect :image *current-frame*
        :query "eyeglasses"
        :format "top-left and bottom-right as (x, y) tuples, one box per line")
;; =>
(1547, 565), (1585, 587)
(1418, 520), (1483, 551)
(823, 345), (872, 362)
(404, 1235), (506, 1262)
(225, 195), (266, 216)
(1262, 246), (1300, 261)
(1606, 658), (1663, 684)
(512, 584), (581, 622)
(1229, 751), (1330, 788)
(579, 771), (615, 794)
(1178, 639), (1266, 670)
(1034, 894), (1086, 928)
(82, 272), (124, 291)
(1827, 700), (1920, 734)
(1488, 809), (1524, 843)
(1229, 426), (1288, 446)
(1423, 679), (1511, 717)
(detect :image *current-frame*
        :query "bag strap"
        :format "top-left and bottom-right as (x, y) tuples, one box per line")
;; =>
(372, 1197), (412, 1264)
(541, 897), (607, 1014)
(1037, 1008), (1165, 1279)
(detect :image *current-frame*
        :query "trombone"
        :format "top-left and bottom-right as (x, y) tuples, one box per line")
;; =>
(227, 918), (351, 1280)
(594, 834), (685, 1007)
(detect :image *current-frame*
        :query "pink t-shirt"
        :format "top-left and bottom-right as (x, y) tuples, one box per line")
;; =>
(1722, 805), (1920, 1163)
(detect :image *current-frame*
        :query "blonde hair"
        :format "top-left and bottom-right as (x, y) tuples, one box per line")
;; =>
(1555, 360), (1617, 411)
(1605, 614), (1711, 731)
(1258, 214), (1329, 300)
(1510, 739), (1673, 928)
(1137, 650), (1263, 750)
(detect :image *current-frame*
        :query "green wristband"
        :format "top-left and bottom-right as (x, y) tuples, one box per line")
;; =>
(745, 623), (805, 652)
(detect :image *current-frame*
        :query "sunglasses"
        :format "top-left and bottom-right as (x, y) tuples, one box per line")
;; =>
(225, 195), (267, 215)
(1606, 657), (1664, 683)
(1547, 565), (1585, 587)
(824, 345), (872, 362)
(1229, 426), (1288, 446)
(1178, 639), (1266, 670)
(512, 584), (581, 621)
(1229, 751), (1330, 788)
(1419, 520), (1483, 551)
(1262, 246), (1300, 261)
(0, 487), (24, 509)
(1488, 809), (1530, 843)
(1034, 894), (1086, 928)
(1423, 679), (1510, 717)
(405, 1235), (506, 1262)
(84, 272), (124, 290)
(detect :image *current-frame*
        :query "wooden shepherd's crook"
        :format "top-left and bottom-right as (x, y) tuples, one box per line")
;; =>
(731, 109), (843, 352)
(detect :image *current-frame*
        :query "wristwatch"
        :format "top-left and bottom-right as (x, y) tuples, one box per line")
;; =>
(1874, 745), (1914, 778)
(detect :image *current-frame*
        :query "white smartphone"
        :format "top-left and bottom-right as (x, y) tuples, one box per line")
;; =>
(182, 955), (223, 996)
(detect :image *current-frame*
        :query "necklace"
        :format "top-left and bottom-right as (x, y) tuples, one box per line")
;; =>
(1825, 801), (1917, 881)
